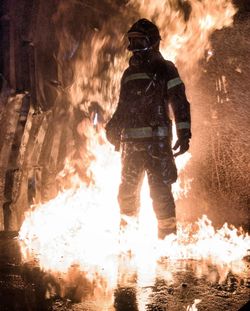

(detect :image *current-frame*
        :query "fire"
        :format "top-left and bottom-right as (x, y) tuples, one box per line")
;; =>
(186, 299), (202, 311)
(129, 0), (237, 69)
(19, 130), (250, 300)
(18, 0), (246, 308)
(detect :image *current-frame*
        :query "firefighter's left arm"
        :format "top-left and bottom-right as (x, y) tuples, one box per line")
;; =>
(166, 66), (192, 156)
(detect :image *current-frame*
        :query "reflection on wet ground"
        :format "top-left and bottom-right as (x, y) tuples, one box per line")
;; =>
(0, 232), (250, 311)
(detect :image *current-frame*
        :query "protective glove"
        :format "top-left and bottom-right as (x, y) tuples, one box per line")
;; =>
(173, 129), (191, 157)
(105, 121), (120, 151)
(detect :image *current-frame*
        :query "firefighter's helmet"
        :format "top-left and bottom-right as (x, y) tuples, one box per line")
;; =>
(127, 18), (161, 52)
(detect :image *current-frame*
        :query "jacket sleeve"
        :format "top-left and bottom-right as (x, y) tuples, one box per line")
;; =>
(105, 71), (127, 147)
(165, 61), (191, 139)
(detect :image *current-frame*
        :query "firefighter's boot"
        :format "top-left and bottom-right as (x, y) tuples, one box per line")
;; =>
(157, 217), (177, 240)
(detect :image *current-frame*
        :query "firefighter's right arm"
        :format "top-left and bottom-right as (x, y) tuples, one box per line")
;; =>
(105, 108), (122, 151)
(105, 72), (127, 151)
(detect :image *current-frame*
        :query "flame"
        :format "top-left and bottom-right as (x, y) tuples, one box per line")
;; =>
(18, 0), (245, 307)
(129, 0), (237, 71)
(187, 299), (202, 311)
(50, 0), (237, 184)
(19, 132), (250, 302)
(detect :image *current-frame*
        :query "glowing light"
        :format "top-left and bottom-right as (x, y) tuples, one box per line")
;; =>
(93, 112), (98, 126)
(187, 299), (202, 311)
(19, 137), (250, 304)
(19, 140), (250, 269)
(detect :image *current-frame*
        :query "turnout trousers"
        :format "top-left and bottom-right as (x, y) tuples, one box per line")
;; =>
(118, 140), (178, 237)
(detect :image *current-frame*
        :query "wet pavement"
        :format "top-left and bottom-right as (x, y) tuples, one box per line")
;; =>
(0, 232), (249, 311)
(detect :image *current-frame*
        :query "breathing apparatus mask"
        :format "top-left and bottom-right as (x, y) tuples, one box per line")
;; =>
(127, 19), (161, 53)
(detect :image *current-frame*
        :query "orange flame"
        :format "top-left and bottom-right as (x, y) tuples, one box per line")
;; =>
(19, 136), (250, 268)
(187, 299), (202, 311)
(18, 0), (245, 307)
(18, 134), (249, 304)
(129, 0), (237, 71)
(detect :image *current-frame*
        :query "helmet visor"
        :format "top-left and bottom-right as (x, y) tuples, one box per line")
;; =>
(127, 32), (150, 51)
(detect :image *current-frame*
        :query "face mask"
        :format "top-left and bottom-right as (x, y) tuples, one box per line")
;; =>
(128, 36), (150, 52)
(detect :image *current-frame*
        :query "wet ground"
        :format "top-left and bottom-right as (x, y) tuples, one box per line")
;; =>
(0, 232), (249, 311)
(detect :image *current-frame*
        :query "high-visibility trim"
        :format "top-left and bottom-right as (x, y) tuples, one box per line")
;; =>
(176, 122), (191, 130)
(122, 126), (169, 139)
(124, 127), (152, 139)
(123, 73), (151, 84)
(167, 77), (183, 89)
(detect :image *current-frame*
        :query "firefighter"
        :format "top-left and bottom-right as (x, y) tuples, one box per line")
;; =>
(105, 19), (191, 239)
